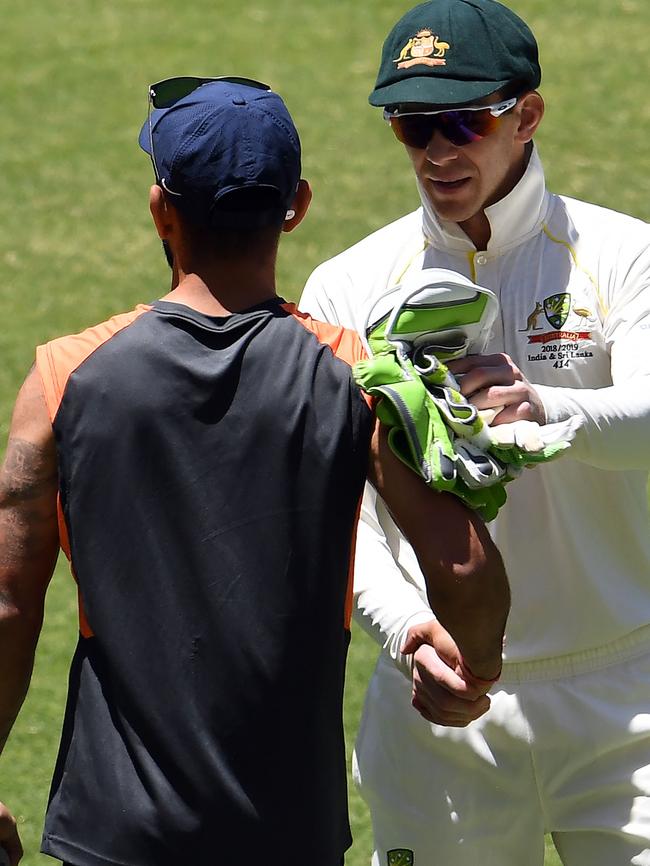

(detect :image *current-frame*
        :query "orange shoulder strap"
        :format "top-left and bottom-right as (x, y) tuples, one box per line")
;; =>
(34, 304), (151, 639)
(282, 303), (374, 411)
(36, 305), (151, 422)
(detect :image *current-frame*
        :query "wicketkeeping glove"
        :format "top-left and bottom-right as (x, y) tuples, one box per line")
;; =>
(353, 350), (457, 491)
(355, 268), (580, 520)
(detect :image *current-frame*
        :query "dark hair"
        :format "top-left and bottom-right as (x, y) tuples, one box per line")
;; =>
(161, 239), (174, 270)
(491, 79), (530, 101)
(182, 187), (286, 260)
(159, 187), (287, 268)
(211, 187), (288, 229)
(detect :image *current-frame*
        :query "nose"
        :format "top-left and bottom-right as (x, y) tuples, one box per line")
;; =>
(425, 128), (459, 164)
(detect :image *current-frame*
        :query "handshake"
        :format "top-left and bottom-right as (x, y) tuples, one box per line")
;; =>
(354, 269), (580, 521)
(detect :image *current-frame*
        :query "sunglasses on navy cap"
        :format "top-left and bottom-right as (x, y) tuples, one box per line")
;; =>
(146, 75), (270, 190)
(384, 96), (518, 149)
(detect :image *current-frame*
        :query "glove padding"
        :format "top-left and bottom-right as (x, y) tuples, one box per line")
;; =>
(353, 351), (457, 491)
(356, 269), (580, 520)
(354, 351), (508, 521)
(411, 346), (579, 468)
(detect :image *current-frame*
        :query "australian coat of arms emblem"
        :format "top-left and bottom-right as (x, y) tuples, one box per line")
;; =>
(394, 29), (450, 68)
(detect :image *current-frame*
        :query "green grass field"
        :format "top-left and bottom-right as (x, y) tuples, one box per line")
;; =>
(1, 0), (649, 864)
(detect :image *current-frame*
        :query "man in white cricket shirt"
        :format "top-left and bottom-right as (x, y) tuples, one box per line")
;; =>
(300, 1), (650, 864)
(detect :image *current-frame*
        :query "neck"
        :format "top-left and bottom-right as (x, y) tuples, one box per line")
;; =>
(458, 212), (491, 252)
(457, 142), (533, 251)
(163, 252), (278, 317)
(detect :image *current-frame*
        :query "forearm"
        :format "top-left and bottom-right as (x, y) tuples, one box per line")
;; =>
(536, 380), (650, 470)
(354, 487), (436, 676)
(0, 368), (61, 753)
(0, 509), (56, 754)
(409, 498), (508, 679)
(369, 424), (509, 680)
(535, 267), (650, 471)
(0, 602), (44, 753)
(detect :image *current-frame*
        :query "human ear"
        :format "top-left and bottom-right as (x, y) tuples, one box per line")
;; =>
(515, 91), (544, 144)
(149, 184), (172, 240)
(282, 179), (313, 233)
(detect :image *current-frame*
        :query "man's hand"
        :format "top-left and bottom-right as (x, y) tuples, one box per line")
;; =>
(0, 801), (22, 866)
(402, 620), (494, 727)
(448, 353), (546, 425)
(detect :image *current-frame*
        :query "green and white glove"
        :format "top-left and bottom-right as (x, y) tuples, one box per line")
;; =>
(486, 415), (581, 472)
(357, 268), (580, 521)
(362, 268), (499, 361)
(352, 350), (510, 521)
(353, 350), (457, 491)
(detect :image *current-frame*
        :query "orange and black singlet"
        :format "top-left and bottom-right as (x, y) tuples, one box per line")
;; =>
(36, 298), (374, 866)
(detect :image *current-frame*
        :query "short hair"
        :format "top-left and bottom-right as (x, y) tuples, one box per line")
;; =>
(169, 187), (286, 263)
(162, 239), (174, 270)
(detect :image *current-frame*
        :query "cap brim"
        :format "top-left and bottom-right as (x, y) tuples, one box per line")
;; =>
(138, 107), (171, 154)
(369, 76), (513, 108)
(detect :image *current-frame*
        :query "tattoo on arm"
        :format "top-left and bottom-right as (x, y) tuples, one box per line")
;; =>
(1, 438), (58, 502)
(0, 437), (59, 570)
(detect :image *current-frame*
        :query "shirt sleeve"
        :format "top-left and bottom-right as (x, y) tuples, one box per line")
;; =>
(536, 234), (650, 471)
(300, 266), (345, 326)
(353, 485), (436, 679)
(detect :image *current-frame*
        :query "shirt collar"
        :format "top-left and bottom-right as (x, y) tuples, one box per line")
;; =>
(419, 144), (550, 254)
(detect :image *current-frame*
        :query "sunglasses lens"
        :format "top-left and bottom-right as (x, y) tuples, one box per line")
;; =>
(438, 109), (499, 146)
(390, 115), (437, 149)
(150, 76), (270, 109)
(151, 77), (205, 108)
(390, 108), (502, 148)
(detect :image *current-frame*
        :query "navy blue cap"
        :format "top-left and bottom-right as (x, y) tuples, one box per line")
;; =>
(138, 80), (301, 229)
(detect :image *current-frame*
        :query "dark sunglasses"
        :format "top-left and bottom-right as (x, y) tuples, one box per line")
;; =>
(146, 75), (270, 191)
(383, 97), (518, 149)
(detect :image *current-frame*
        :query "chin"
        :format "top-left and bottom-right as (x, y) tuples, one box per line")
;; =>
(422, 188), (479, 225)
(428, 200), (477, 224)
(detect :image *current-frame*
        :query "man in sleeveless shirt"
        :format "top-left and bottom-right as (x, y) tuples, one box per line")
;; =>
(0, 78), (509, 866)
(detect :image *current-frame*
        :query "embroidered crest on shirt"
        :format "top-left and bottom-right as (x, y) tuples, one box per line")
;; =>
(518, 300), (545, 331)
(394, 29), (450, 68)
(572, 304), (593, 326)
(543, 293), (571, 329)
(520, 293), (595, 369)
(387, 849), (414, 866)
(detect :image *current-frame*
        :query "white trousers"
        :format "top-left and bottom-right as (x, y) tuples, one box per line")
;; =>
(353, 632), (650, 866)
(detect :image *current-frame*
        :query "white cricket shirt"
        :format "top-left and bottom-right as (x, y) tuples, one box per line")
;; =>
(301, 146), (650, 666)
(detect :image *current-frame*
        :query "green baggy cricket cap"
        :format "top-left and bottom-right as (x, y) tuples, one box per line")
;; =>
(369, 0), (541, 108)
